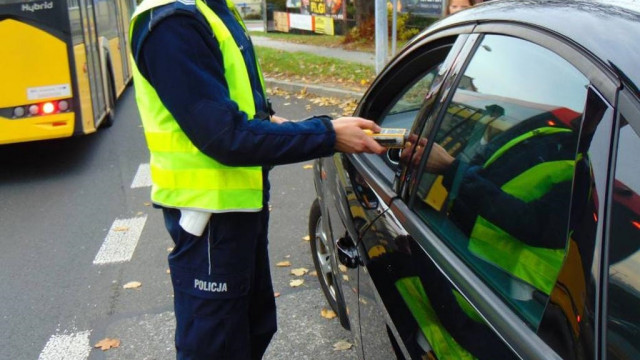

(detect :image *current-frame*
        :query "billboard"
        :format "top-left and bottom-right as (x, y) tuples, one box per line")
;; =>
(274, 11), (290, 32)
(314, 16), (334, 35)
(302, 0), (344, 19)
(400, 0), (443, 17)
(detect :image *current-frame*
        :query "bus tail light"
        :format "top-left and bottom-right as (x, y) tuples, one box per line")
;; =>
(58, 100), (69, 112)
(42, 102), (56, 114)
(4, 99), (72, 119)
(13, 107), (26, 118)
(28, 104), (39, 116)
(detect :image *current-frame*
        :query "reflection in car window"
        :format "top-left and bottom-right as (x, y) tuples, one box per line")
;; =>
(607, 116), (640, 359)
(409, 34), (589, 358)
(380, 65), (440, 130)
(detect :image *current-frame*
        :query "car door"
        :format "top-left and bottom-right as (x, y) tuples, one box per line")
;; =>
(338, 29), (475, 359)
(391, 26), (618, 359)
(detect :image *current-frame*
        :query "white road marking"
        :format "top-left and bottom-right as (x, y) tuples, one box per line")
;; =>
(130, 163), (152, 188)
(93, 216), (148, 265)
(38, 330), (91, 360)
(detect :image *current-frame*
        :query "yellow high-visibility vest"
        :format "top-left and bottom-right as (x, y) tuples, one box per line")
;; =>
(130, 0), (265, 212)
(469, 127), (575, 295)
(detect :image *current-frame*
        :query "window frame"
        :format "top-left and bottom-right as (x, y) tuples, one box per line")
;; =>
(602, 88), (640, 359)
(349, 31), (473, 205)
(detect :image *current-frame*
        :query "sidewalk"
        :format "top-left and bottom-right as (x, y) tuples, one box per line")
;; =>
(246, 21), (373, 98)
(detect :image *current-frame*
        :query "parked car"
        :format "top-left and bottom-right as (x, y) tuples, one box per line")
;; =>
(308, 1), (640, 359)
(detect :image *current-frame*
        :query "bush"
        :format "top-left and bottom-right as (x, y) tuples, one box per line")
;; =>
(394, 10), (419, 41)
(344, 17), (375, 44)
(245, 13), (262, 20)
(343, 8), (438, 45)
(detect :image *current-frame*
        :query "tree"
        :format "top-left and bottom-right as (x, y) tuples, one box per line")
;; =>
(354, 0), (374, 27)
(344, 0), (375, 43)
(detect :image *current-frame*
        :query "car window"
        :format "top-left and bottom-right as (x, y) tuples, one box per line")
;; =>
(607, 115), (640, 359)
(380, 65), (440, 130)
(358, 40), (461, 181)
(411, 33), (589, 333)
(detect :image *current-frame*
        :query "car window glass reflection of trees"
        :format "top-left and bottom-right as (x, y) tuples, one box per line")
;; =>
(412, 33), (589, 337)
(381, 65), (441, 130)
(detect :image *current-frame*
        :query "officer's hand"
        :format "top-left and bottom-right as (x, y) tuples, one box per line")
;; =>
(425, 140), (455, 173)
(270, 115), (289, 124)
(331, 117), (386, 154)
(402, 134), (454, 172)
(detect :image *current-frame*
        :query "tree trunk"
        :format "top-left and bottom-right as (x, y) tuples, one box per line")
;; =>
(354, 0), (375, 27)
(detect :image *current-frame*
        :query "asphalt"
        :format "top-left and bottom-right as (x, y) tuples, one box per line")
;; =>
(245, 21), (372, 98)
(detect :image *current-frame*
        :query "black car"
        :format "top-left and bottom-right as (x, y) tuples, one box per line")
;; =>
(308, 1), (640, 359)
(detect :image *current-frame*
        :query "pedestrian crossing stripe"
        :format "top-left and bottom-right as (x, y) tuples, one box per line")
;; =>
(38, 330), (91, 360)
(131, 163), (152, 188)
(93, 216), (148, 265)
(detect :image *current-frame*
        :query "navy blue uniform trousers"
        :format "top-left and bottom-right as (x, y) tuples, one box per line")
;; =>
(162, 207), (277, 359)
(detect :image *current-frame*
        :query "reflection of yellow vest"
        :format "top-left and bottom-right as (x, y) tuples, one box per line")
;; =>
(130, 0), (265, 212)
(469, 127), (575, 295)
(396, 277), (476, 359)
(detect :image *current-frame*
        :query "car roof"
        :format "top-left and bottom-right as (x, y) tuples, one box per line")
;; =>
(427, 0), (640, 94)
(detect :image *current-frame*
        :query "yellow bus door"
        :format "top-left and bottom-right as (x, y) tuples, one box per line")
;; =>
(78, 0), (106, 130)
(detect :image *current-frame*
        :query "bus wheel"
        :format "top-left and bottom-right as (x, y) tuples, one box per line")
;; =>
(101, 70), (116, 128)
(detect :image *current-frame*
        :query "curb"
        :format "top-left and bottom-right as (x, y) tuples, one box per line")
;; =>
(264, 78), (364, 100)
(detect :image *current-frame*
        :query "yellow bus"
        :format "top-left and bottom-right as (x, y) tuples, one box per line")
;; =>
(0, 0), (134, 145)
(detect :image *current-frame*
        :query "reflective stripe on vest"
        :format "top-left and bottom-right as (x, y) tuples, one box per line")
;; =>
(395, 277), (476, 360)
(130, 0), (264, 212)
(468, 127), (574, 295)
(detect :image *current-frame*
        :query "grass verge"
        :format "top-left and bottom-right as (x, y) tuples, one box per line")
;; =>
(255, 46), (376, 92)
(250, 31), (376, 52)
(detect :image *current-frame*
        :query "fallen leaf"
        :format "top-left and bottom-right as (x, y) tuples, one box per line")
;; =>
(143, 202), (151, 206)
(290, 268), (309, 276)
(303, 164), (313, 169)
(94, 338), (120, 351)
(321, 308), (337, 319)
(302, 235), (311, 241)
(276, 261), (291, 267)
(274, 292), (281, 298)
(285, 254), (291, 258)
(167, 247), (174, 252)
(343, 275), (349, 281)
(333, 340), (352, 351)
(136, 211), (144, 216)
(309, 271), (318, 276)
(289, 279), (304, 287)
(359, 298), (368, 305)
(123, 281), (142, 289)
(338, 265), (348, 273)
(113, 226), (129, 232)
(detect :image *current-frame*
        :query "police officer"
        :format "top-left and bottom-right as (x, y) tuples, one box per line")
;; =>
(129, 0), (385, 358)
